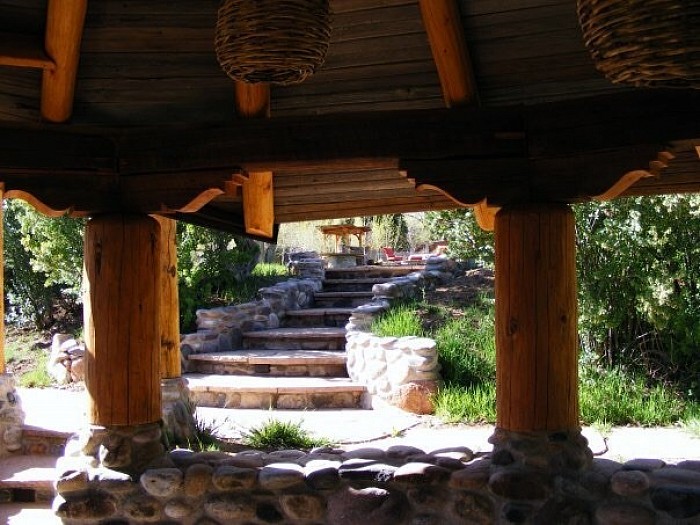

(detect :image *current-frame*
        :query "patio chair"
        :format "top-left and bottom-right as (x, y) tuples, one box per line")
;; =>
(381, 247), (403, 262)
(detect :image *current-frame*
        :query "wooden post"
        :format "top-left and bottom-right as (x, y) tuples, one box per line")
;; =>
(495, 203), (579, 432)
(0, 186), (4, 373)
(153, 216), (180, 379)
(83, 214), (161, 426)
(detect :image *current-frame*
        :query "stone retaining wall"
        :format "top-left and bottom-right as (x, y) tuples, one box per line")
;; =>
(53, 441), (700, 524)
(179, 252), (325, 365)
(345, 257), (458, 413)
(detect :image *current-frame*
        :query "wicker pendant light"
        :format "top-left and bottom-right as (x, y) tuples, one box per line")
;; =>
(215, 0), (331, 85)
(577, 0), (700, 88)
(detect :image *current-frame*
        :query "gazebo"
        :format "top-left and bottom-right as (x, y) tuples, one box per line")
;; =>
(0, 0), (698, 522)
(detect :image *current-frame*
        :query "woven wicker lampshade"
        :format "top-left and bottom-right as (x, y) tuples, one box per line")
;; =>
(577, 0), (700, 88)
(215, 0), (331, 85)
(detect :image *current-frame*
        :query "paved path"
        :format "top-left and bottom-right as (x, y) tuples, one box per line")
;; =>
(16, 387), (700, 462)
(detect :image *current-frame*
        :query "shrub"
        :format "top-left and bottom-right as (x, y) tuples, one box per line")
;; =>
(242, 419), (330, 450)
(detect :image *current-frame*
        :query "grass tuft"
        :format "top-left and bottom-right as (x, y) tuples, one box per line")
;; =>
(242, 419), (330, 450)
(18, 351), (53, 388)
(371, 302), (424, 338)
(434, 383), (496, 424)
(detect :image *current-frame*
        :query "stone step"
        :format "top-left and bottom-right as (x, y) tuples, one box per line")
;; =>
(242, 327), (346, 351)
(313, 291), (374, 308)
(185, 374), (368, 409)
(187, 350), (348, 377)
(321, 278), (389, 292)
(0, 455), (58, 503)
(324, 265), (420, 279)
(282, 307), (354, 328)
(21, 426), (72, 457)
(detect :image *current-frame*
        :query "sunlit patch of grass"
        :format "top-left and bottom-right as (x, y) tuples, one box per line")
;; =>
(371, 302), (424, 338)
(242, 419), (331, 450)
(434, 383), (496, 424)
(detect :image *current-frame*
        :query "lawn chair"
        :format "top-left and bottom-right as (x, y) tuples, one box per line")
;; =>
(381, 247), (403, 262)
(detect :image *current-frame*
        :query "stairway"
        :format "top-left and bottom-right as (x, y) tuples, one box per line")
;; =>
(0, 427), (70, 524)
(185, 265), (416, 410)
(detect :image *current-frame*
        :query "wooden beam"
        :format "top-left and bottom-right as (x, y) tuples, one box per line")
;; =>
(243, 171), (274, 238)
(474, 201), (499, 231)
(234, 81), (275, 238)
(235, 82), (271, 119)
(419, 0), (478, 107)
(0, 32), (55, 70)
(41, 0), (88, 123)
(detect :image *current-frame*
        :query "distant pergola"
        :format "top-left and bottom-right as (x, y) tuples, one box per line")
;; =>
(318, 224), (371, 253)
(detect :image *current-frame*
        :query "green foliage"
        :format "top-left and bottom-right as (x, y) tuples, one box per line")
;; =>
(434, 383), (496, 424)
(242, 419), (330, 450)
(579, 365), (690, 426)
(436, 306), (495, 387)
(371, 302), (424, 337)
(177, 223), (261, 331)
(18, 351), (53, 388)
(4, 200), (82, 328)
(371, 214), (409, 251)
(575, 196), (700, 390)
(425, 209), (494, 265)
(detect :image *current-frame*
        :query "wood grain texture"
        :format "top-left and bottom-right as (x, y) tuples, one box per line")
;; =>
(83, 214), (161, 426)
(495, 204), (578, 432)
(419, 0), (478, 106)
(242, 171), (274, 239)
(235, 82), (270, 119)
(41, 0), (88, 122)
(153, 215), (180, 379)
(0, 31), (55, 70)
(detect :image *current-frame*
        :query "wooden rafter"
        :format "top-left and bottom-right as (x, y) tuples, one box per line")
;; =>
(41, 0), (88, 123)
(419, 0), (478, 107)
(234, 81), (275, 238)
(0, 32), (55, 70)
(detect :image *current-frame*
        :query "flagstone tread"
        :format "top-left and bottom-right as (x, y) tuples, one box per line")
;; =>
(323, 278), (388, 285)
(188, 350), (347, 366)
(243, 327), (346, 339)
(184, 374), (366, 394)
(283, 308), (355, 317)
(0, 455), (57, 491)
(313, 291), (374, 298)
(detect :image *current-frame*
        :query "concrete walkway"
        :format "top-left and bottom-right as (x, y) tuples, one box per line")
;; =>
(16, 387), (700, 462)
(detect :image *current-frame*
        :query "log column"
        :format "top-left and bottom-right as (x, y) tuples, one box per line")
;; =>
(153, 215), (197, 444)
(82, 213), (165, 473)
(489, 203), (591, 472)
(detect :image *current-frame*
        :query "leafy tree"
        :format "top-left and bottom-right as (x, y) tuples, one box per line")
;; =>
(4, 200), (82, 328)
(371, 214), (409, 251)
(177, 223), (260, 330)
(425, 209), (494, 265)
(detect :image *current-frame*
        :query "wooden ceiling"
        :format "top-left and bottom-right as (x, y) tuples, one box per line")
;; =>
(0, 0), (698, 238)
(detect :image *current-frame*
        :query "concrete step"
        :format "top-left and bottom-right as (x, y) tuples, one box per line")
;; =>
(282, 307), (354, 328)
(313, 291), (374, 308)
(185, 374), (368, 409)
(242, 327), (346, 351)
(321, 278), (388, 292)
(0, 455), (57, 504)
(21, 426), (72, 457)
(187, 350), (347, 377)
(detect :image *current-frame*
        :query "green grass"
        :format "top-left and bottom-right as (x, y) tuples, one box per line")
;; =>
(372, 297), (700, 427)
(226, 263), (291, 304)
(371, 302), (424, 337)
(18, 352), (53, 388)
(579, 366), (691, 426)
(242, 419), (330, 450)
(434, 384), (497, 424)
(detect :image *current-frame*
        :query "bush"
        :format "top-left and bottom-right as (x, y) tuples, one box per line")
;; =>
(242, 419), (330, 450)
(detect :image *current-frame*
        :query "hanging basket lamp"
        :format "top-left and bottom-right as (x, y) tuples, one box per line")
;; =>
(577, 0), (700, 88)
(215, 0), (331, 86)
